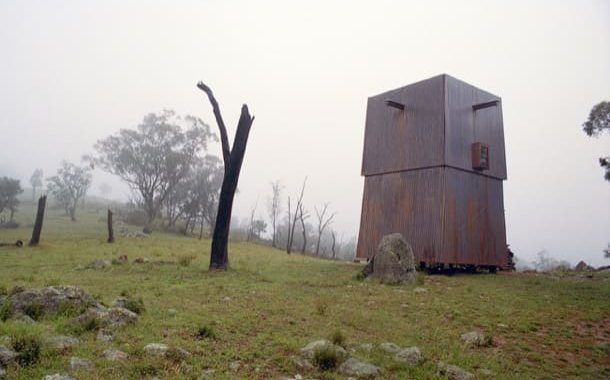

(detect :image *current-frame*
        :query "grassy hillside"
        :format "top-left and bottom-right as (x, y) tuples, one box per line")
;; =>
(0, 205), (609, 379)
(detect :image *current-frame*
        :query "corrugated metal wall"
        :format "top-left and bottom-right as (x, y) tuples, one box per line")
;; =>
(357, 75), (507, 267)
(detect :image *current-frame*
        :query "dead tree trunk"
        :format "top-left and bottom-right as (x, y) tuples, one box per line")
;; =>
(107, 209), (115, 243)
(331, 231), (336, 259)
(198, 81), (254, 270)
(286, 177), (307, 254)
(314, 203), (335, 256)
(299, 203), (309, 254)
(29, 195), (47, 246)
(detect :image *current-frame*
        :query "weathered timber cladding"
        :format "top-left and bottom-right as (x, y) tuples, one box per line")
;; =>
(357, 74), (507, 267)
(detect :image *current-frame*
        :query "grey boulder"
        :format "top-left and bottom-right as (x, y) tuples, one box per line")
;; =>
(361, 233), (416, 284)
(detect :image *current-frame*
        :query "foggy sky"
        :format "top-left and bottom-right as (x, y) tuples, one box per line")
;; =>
(1, 0), (609, 266)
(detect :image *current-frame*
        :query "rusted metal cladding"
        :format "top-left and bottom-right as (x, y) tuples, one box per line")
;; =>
(445, 75), (507, 180)
(442, 168), (507, 266)
(357, 74), (507, 267)
(357, 169), (445, 262)
(361, 75), (445, 176)
(356, 168), (507, 266)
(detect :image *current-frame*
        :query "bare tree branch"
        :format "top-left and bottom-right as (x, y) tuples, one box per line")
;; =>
(196, 81), (231, 168)
(314, 203), (336, 256)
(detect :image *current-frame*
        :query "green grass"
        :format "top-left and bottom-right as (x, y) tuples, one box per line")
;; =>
(0, 202), (609, 379)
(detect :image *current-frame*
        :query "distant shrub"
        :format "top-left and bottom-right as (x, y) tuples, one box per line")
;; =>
(315, 299), (328, 316)
(354, 272), (366, 281)
(64, 313), (100, 336)
(11, 333), (42, 366)
(313, 346), (340, 371)
(330, 329), (346, 347)
(124, 297), (145, 315)
(0, 221), (20, 229)
(165, 347), (189, 363)
(121, 209), (148, 226)
(120, 289), (130, 297)
(196, 324), (216, 340)
(132, 363), (160, 377)
(56, 303), (85, 318)
(0, 300), (13, 321)
(23, 303), (44, 321)
(177, 255), (196, 267)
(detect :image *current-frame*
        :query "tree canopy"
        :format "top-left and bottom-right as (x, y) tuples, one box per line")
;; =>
(0, 176), (23, 221)
(92, 110), (215, 227)
(582, 101), (610, 181)
(47, 161), (92, 221)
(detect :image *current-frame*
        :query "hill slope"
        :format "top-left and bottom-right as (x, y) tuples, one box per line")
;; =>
(0, 207), (608, 379)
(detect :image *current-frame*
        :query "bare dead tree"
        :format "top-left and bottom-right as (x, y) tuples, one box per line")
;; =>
(107, 209), (115, 243)
(247, 200), (258, 242)
(314, 203), (336, 256)
(29, 195), (47, 246)
(197, 81), (255, 270)
(267, 180), (282, 248)
(286, 177), (307, 254)
(298, 203), (310, 254)
(331, 230), (336, 259)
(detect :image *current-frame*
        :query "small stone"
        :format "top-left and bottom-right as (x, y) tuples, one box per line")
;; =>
(144, 343), (169, 356)
(48, 336), (79, 351)
(0, 367), (6, 378)
(299, 340), (347, 360)
(229, 361), (241, 371)
(42, 375), (74, 380)
(413, 287), (427, 293)
(292, 356), (313, 370)
(394, 346), (424, 365)
(15, 314), (37, 324)
(74, 306), (137, 329)
(496, 323), (508, 329)
(358, 343), (373, 351)
(0, 345), (18, 366)
(201, 368), (216, 378)
(69, 356), (90, 370)
(477, 368), (495, 377)
(96, 329), (113, 342)
(379, 342), (401, 354)
(102, 348), (128, 361)
(437, 362), (474, 380)
(339, 357), (380, 378)
(86, 259), (109, 269)
(460, 331), (491, 348)
(222, 296), (231, 302)
(174, 347), (191, 358)
(112, 297), (129, 309)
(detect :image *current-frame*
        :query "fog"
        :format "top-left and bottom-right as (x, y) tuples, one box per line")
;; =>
(1, 0), (608, 266)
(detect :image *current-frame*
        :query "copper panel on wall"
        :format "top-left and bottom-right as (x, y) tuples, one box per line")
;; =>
(361, 75), (445, 176)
